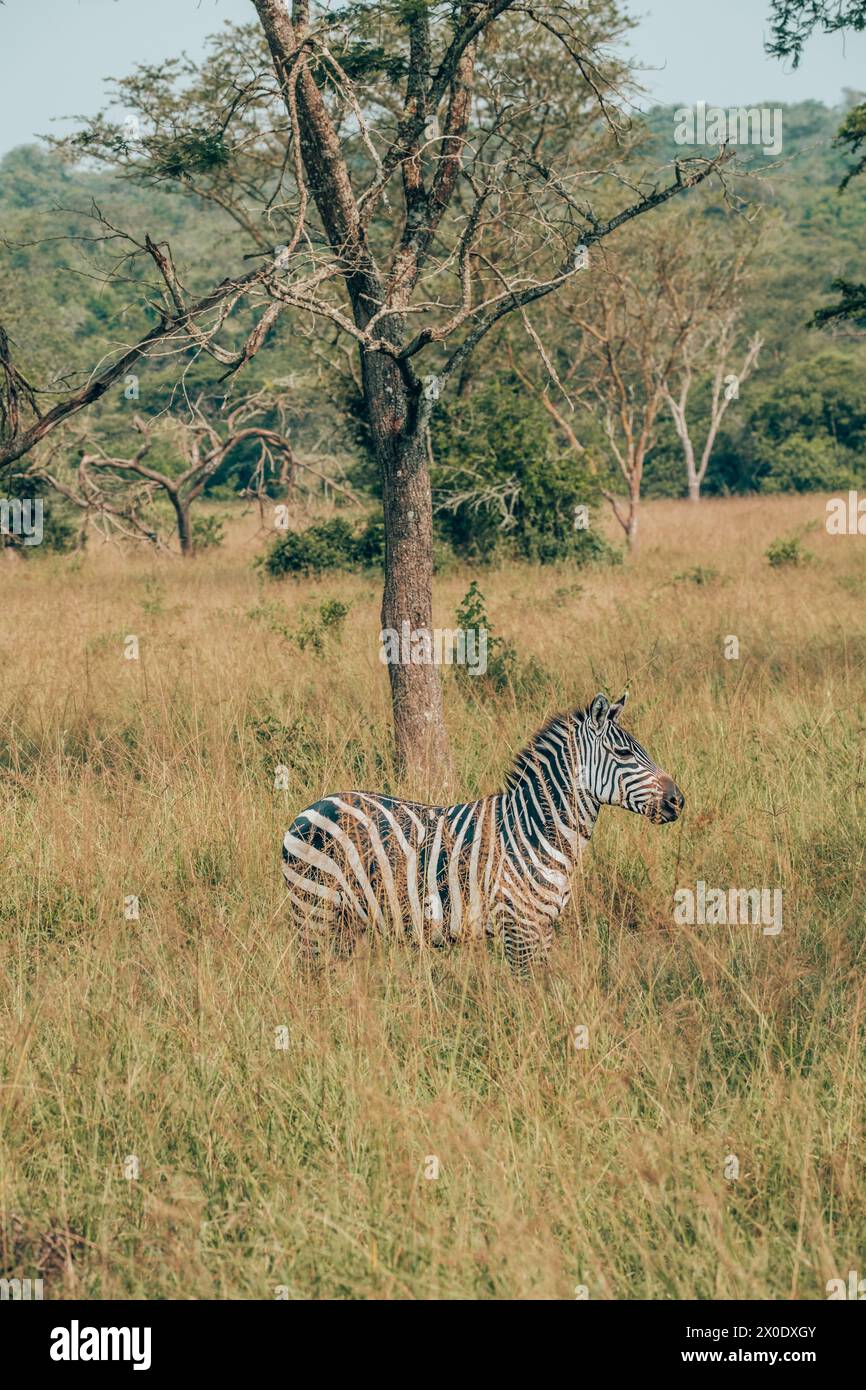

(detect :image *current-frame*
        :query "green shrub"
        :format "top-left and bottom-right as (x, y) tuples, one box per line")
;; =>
(454, 580), (547, 697)
(1, 474), (77, 554)
(674, 566), (720, 586)
(756, 432), (859, 494)
(293, 599), (349, 654)
(431, 379), (617, 566)
(259, 518), (361, 577)
(259, 512), (450, 577)
(191, 514), (225, 551)
(247, 596), (349, 655)
(766, 535), (813, 568)
(351, 514), (386, 568)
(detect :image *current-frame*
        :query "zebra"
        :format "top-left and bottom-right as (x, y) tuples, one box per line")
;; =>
(281, 692), (684, 970)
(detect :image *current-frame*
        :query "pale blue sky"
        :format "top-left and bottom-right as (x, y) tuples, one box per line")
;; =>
(1, 0), (864, 155)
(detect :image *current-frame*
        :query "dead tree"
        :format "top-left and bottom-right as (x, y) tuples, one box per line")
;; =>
(28, 395), (296, 555)
(568, 255), (690, 550)
(663, 314), (763, 502)
(522, 217), (758, 545)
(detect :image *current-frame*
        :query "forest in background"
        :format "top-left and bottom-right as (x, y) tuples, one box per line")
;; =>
(1, 88), (865, 564)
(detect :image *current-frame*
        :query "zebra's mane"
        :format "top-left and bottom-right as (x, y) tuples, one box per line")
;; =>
(503, 709), (583, 792)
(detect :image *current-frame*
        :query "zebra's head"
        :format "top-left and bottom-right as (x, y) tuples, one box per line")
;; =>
(580, 692), (684, 823)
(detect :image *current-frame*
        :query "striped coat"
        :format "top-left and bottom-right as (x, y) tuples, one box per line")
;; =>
(282, 692), (683, 968)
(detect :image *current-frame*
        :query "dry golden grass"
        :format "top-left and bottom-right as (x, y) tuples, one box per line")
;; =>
(1, 492), (864, 1299)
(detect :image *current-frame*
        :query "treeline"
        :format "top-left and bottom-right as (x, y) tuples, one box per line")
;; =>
(1, 95), (864, 563)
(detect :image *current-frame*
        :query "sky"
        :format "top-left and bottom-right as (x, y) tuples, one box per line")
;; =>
(0, 0), (865, 156)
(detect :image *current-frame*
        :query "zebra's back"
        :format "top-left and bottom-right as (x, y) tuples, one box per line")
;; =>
(282, 790), (500, 946)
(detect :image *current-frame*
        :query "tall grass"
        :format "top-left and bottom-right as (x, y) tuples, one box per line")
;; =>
(1, 494), (864, 1299)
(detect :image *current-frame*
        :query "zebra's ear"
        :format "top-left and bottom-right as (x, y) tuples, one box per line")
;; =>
(608, 690), (629, 723)
(589, 693), (609, 728)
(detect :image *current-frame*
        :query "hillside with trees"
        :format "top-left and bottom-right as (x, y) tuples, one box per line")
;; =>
(2, 94), (863, 526)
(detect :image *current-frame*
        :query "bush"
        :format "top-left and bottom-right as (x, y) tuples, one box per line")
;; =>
(191, 514), (225, 551)
(454, 581), (547, 697)
(259, 512), (451, 577)
(351, 514), (386, 568)
(756, 433), (859, 494)
(674, 566), (720, 586)
(431, 379), (617, 565)
(1, 474), (77, 554)
(259, 518), (363, 577)
(766, 535), (813, 568)
(293, 599), (349, 654)
(247, 596), (350, 655)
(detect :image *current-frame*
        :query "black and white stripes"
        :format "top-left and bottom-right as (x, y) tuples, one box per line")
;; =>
(282, 692), (684, 969)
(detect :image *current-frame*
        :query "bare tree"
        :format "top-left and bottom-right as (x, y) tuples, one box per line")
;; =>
(650, 225), (763, 501)
(29, 393), (300, 555)
(508, 215), (758, 543)
(0, 259), (283, 471)
(664, 314), (762, 502)
(566, 249), (692, 549)
(0, 2), (731, 778)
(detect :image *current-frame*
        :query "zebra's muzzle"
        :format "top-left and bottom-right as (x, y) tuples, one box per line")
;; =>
(655, 778), (685, 823)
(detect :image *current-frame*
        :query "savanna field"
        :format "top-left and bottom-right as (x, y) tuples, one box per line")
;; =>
(1, 493), (864, 1300)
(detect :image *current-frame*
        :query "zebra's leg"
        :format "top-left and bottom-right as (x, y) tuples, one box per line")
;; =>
(294, 894), (369, 962)
(293, 901), (329, 969)
(283, 865), (349, 964)
(501, 912), (554, 976)
(332, 899), (364, 958)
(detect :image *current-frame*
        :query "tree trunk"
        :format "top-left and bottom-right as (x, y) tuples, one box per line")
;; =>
(687, 470), (701, 502)
(169, 492), (194, 557)
(626, 494), (640, 550)
(251, 0), (452, 787)
(362, 348), (451, 792)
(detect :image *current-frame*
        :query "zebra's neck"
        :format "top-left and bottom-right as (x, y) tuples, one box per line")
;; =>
(502, 713), (599, 867)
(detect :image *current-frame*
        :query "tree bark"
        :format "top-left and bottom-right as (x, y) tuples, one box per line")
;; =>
(626, 498), (639, 550)
(168, 491), (193, 557)
(362, 347), (450, 790)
